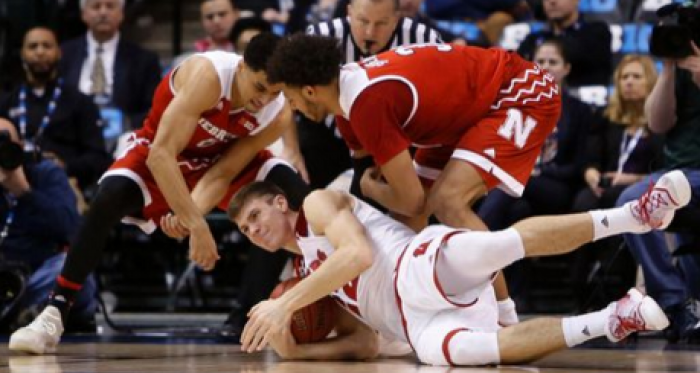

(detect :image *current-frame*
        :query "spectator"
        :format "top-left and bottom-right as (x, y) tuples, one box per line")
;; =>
(574, 55), (662, 213)
(0, 26), (111, 191)
(194, 0), (239, 53)
(230, 17), (272, 53)
(479, 38), (591, 230)
(0, 118), (96, 333)
(425, 0), (531, 45)
(59, 0), (161, 135)
(236, 0), (293, 24)
(616, 48), (700, 343)
(398, 0), (467, 44)
(517, 0), (612, 87)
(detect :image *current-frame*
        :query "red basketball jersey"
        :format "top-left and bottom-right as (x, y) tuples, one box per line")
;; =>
(335, 44), (552, 165)
(135, 51), (285, 162)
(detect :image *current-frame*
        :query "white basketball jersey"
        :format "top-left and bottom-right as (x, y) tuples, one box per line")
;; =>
(296, 196), (414, 342)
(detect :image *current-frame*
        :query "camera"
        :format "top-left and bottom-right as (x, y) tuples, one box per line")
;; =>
(650, 2), (700, 59)
(0, 130), (23, 171)
(599, 176), (612, 188)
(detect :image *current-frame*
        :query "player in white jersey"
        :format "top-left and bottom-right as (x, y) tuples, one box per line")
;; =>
(228, 170), (692, 366)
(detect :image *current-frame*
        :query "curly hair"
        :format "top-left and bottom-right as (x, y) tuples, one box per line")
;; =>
(267, 34), (343, 87)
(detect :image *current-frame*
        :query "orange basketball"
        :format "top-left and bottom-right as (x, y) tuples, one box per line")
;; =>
(270, 277), (337, 343)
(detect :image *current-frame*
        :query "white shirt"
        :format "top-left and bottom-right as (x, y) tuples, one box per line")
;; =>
(79, 32), (120, 97)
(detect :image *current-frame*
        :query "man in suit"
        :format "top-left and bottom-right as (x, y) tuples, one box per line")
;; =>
(59, 0), (161, 136)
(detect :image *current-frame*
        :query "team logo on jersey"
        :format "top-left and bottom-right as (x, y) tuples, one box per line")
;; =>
(242, 120), (256, 131)
(197, 117), (235, 145)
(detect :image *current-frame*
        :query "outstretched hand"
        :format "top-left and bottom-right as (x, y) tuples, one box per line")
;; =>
(241, 298), (293, 353)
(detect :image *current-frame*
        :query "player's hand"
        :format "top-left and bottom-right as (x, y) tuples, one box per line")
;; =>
(359, 167), (384, 197)
(160, 213), (190, 239)
(241, 298), (293, 353)
(188, 223), (219, 271)
(268, 325), (298, 359)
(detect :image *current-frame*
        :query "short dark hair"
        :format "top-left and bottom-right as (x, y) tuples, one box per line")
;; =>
(228, 181), (286, 221)
(267, 34), (343, 87)
(534, 37), (570, 64)
(230, 17), (272, 46)
(244, 32), (281, 72)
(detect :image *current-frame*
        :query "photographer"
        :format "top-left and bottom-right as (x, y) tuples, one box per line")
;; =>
(615, 40), (700, 342)
(0, 118), (96, 332)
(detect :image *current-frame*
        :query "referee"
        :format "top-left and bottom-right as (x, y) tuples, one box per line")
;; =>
(298, 0), (444, 190)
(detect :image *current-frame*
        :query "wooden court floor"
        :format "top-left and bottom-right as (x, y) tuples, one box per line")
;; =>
(0, 338), (699, 373)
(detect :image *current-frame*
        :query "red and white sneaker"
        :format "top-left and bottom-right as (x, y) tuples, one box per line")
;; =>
(629, 170), (692, 231)
(605, 288), (669, 343)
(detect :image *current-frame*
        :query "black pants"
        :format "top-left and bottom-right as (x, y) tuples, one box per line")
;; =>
(298, 117), (351, 189)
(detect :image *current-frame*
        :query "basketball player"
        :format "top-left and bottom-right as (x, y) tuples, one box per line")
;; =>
(9, 33), (308, 354)
(266, 35), (561, 232)
(228, 170), (692, 365)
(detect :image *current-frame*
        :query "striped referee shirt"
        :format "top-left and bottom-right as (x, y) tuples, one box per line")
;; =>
(306, 16), (444, 64)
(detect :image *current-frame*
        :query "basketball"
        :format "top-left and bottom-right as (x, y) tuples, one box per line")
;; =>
(270, 277), (337, 344)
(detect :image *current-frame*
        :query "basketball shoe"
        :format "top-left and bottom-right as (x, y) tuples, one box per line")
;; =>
(627, 170), (692, 231)
(605, 288), (669, 342)
(9, 306), (64, 354)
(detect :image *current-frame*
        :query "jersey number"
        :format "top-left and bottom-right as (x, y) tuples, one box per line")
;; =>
(395, 43), (453, 56)
(497, 108), (538, 149)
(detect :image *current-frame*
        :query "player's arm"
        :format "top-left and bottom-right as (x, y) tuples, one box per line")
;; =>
(274, 190), (373, 313)
(146, 57), (221, 269)
(270, 306), (380, 361)
(277, 191), (374, 309)
(646, 59), (677, 133)
(279, 115), (309, 183)
(241, 190), (374, 351)
(347, 82), (425, 217)
(189, 103), (294, 214)
(361, 150), (425, 217)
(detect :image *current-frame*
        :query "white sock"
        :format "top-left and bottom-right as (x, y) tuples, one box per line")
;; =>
(588, 206), (644, 241)
(497, 298), (519, 326)
(561, 307), (610, 347)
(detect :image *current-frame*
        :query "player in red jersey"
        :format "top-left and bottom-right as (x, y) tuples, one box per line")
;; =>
(230, 169), (690, 365)
(9, 33), (309, 354)
(266, 35), (561, 233)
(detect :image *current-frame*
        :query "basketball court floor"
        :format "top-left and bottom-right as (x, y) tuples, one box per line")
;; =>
(0, 335), (698, 373)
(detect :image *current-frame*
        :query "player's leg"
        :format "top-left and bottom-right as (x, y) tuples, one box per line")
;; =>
(414, 147), (511, 304)
(436, 170), (692, 298)
(417, 289), (668, 366)
(425, 160), (513, 305)
(9, 175), (144, 353)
